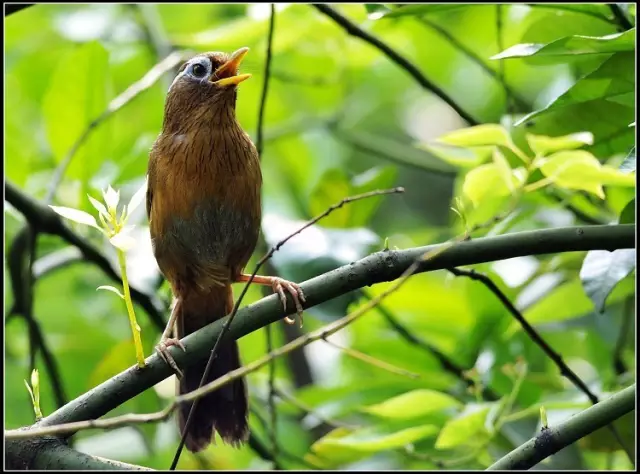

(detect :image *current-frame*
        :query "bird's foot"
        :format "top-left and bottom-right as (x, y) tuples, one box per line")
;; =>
(156, 337), (186, 379)
(270, 277), (306, 327)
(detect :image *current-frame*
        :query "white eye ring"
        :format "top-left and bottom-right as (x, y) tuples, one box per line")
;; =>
(187, 58), (212, 79)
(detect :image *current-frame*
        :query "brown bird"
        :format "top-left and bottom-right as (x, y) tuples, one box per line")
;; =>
(146, 47), (305, 452)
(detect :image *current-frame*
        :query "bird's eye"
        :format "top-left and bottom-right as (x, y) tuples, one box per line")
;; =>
(191, 63), (207, 78)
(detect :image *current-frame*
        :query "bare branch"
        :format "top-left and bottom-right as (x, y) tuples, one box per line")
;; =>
(312, 4), (479, 125)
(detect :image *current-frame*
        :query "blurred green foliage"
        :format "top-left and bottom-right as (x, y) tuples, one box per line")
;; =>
(4, 3), (636, 470)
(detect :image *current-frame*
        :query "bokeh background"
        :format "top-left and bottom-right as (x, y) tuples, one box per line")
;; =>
(5, 3), (636, 470)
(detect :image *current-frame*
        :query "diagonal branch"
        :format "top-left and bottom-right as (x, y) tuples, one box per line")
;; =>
(312, 4), (479, 125)
(363, 289), (499, 401)
(448, 267), (634, 463)
(15, 224), (633, 432)
(488, 384), (636, 470)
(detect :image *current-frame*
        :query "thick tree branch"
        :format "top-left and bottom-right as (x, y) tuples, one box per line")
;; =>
(6, 436), (151, 470)
(12, 224), (632, 432)
(488, 384), (636, 470)
(6, 181), (166, 331)
(312, 4), (479, 125)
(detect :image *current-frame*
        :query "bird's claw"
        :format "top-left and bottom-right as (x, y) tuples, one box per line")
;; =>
(271, 277), (306, 327)
(155, 338), (186, 379)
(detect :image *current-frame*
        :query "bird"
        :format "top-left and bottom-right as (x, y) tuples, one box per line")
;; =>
(146, 47), (305, 452)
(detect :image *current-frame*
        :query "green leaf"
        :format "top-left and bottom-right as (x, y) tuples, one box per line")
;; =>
(49, 205), (101, 230)
(362, 389), (461, 420)
(619, 147), (636, 173)
(382, 4), (470, 18)
(518, 52), (635, 125)
(436, 124), (513, 148)
(42, 41), (110, 183)
(97, 285), (125, 299)
(619, 199), (635, 224)
(419, 143), (493, 169)
(526, 132), (594, 156)
(435, 404), (492, 449)
(580, 249), (636, 313)
(537, 150), (635, 198)
(492, 28), (635, 60)
(462, 163), (524, 207)
(311, 425), (439, 465)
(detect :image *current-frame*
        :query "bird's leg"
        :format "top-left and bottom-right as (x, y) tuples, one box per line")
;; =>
(155, 300), (186, 378)
(236, 274), (306, 327)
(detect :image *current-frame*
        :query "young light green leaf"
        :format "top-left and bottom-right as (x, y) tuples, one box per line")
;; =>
(127, 177), (148, 217)
(435, 405), (492, 449)
(49, 205), (101, 230)
(526, 132), (593, 156)
(493, 148), (515, 193)
(537, 150), (635, 198)
(109, 226), (137, 251)
(491, 29), (635, 60)
(103, 185), (120, 214)
(462, 164), (523, 207)
(580, 249), (636, 313)
(311, 425), (439, 465)
(88, 195), (109, 220)
(24, 369), (43, 420)
(436, 124), (513, 149)
(362, 389), (461, 420)
(97, 285), (125, 299)
(419, 143), (493, 169)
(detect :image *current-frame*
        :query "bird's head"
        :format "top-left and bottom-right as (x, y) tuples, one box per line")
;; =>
(163, 47), (251, 131)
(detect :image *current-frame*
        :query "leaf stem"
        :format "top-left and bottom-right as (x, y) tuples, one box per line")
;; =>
(117, 249), (145, 368)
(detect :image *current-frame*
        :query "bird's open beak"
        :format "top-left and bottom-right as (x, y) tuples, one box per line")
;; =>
(211, 47), (252, 87)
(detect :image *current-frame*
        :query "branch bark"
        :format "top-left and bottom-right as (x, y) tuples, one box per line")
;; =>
(9, 224), (632, 428)
(488, 384), (636, 470)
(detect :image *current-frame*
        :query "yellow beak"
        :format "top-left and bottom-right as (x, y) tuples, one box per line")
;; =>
(212, 47), (252, 86)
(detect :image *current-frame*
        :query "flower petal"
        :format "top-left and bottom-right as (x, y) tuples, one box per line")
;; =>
(109, 226), (137, 251)
(88, 195), (109, 220)
(49, 206), (101, 230)
(103, 185), (120, 214)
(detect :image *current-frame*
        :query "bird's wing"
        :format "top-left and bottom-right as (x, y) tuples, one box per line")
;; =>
(146, 152), (157, 220)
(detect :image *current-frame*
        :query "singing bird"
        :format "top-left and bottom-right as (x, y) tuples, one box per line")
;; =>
(146, 47), (305, 452)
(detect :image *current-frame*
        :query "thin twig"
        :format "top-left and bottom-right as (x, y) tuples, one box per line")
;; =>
(495, 4), (514, 117)
(169, 186), (404, 470)
(608, 4), (633, 30)
(362, 289), (499, 401)
(417, 16), (528, 111)
(44, 51), (188, 204)
(16, 226), (634, 434)
(448, 267), (635, 464)
(256, 3), (276, 158)
(322, 337), (420, 379)
(312, 4), (479, 125)
(7, 225), (68, 410)
(7, 297), (401, 441)
(273, 387), (356, 430)
(613, 297), (633, 375)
